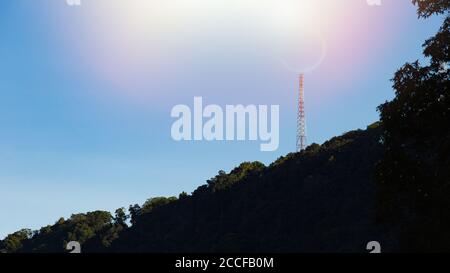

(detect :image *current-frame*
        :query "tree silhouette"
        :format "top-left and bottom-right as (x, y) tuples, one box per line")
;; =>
(377, 0), (449, 251)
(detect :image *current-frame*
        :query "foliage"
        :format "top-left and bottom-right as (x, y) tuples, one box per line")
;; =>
(142, 197), (178, 214)
(0, 126), (384, 252)
(412, 0), (450, 18)
(376, 0), (450, 251)
(0, 211), (120, 252)
(205, 162), (265, 193)
(0, 229), (32, 252)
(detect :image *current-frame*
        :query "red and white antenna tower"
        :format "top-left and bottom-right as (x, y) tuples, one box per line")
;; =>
(297, 74), (307, 152)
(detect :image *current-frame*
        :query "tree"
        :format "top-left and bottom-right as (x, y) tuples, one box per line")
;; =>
(128, 204), (142, 226)
(114, 208), (129, 227)
(412, 0), (450, 18)
(377, 0), (449, 251)
(141, 197), (177, 214)
(0, 229), (32, 252)
(206, 162), (266, 192)
(179, 191), (189, 199)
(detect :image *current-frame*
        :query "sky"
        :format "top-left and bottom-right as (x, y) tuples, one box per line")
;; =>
(0, 0), (445, 238)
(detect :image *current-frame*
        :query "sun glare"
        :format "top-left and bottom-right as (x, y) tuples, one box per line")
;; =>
(56, 0), (348, 95)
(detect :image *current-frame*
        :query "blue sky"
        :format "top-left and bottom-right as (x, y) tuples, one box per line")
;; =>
(0, 0), (445, 238)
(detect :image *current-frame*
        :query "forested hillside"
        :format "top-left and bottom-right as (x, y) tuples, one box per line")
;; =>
(1, 125), (396, 253)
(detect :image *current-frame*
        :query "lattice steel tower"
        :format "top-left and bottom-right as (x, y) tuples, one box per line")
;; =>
(296, 74), (307, 152)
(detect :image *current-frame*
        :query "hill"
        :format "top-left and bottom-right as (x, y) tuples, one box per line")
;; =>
(112, 125), (396, 252)
(0, 124), (399, 253)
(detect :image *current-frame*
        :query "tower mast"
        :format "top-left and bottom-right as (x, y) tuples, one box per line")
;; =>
(297, 74), (307, 152)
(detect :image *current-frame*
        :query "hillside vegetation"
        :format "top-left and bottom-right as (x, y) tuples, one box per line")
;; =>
(1, 125), (394, 253)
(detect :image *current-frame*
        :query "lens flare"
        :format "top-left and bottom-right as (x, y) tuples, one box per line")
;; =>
(41, 0), (394, 101)
(279, 28), (328, 74)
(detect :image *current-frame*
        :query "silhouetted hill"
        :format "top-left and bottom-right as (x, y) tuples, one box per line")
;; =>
(1, 124), (400, 253)
(111, 125), (397, 253)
